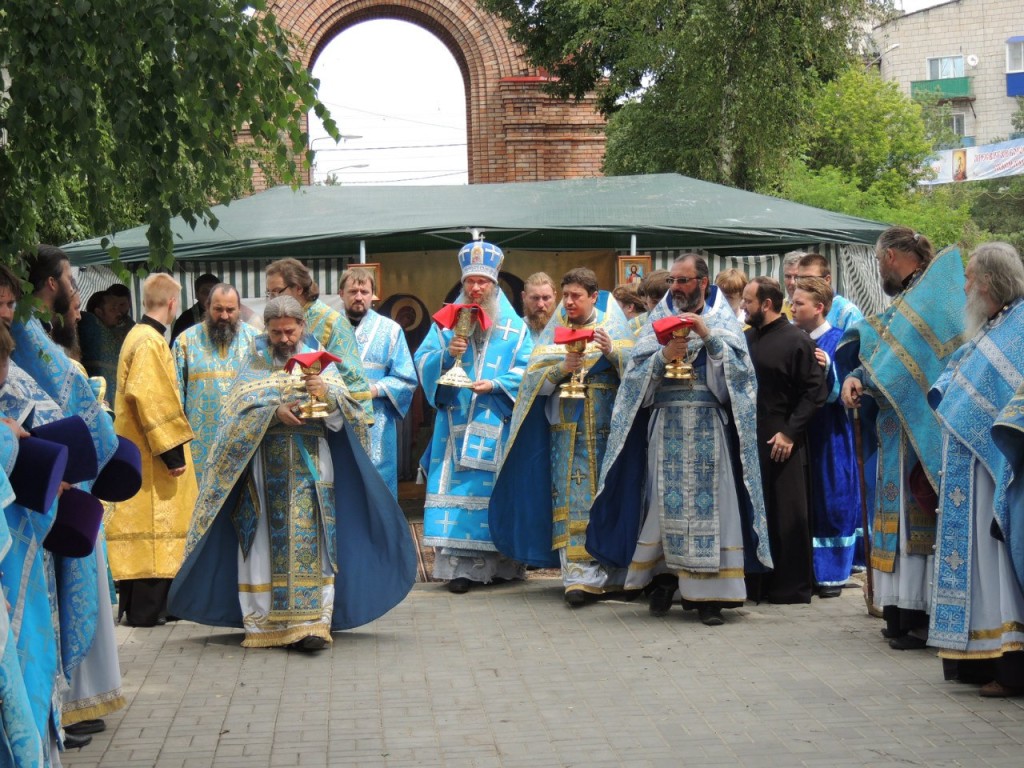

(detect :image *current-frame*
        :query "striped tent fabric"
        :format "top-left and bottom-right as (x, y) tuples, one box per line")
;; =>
(73, 243), (887, 325)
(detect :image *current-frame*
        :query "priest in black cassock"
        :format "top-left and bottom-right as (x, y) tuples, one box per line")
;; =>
(741, 276), (827, 604)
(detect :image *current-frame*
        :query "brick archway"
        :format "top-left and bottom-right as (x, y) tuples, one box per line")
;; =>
(270, 0), (606, 183)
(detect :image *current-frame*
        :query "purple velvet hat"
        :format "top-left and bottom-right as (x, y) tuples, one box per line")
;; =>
(10, 436), (68, 514)
(43, 487), (104, 558)
(30, 416), (99, 485)
(91, 436), (143, 503)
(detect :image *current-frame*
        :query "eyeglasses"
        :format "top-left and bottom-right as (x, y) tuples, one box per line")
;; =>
(666, 276), (700, 285)
(265, 287), (289, 299)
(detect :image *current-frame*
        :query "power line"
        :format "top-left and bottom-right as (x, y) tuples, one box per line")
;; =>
(344, 171), (467, 184)
(316, 100), (465, 131)
(313, 143), (467, 152)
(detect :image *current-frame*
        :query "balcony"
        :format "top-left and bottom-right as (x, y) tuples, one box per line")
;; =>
(911, 76), (974, 102)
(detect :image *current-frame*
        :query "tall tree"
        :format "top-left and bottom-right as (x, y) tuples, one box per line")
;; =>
(0, 0), (338, 267)
(482, 0), (888, 190)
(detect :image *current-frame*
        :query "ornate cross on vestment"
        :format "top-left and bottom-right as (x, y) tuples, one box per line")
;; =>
(495, 319), (520, 341)
(570, 468), (587, 486)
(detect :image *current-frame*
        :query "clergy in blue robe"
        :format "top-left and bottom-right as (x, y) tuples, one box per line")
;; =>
(0, 336), (47, 767)
(839, 230), (965, 648)
(415, 241), (533, 593)
(491, 268), (633, 605)
(79, 289), (134, 404)
(588, 255), (773, 626)
(791, 277), (861, 597)
(173, 283), (258, 476)
(265, 258), (373, 423)
(168, 297), (416, 649)
(340, 268), (418, 497)
(927, 243), (1024, 696)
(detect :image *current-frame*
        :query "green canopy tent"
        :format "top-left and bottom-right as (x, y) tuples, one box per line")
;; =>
(63, 173), (888, 265)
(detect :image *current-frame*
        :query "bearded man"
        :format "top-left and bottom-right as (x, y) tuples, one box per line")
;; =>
(840, 227), (966, 649)
(415, 240), (533, 593)
(339, 267), (417, 497)
(588, 254), (773, 625)
(173, 283), (257, 476)
(521, 272), (557, 342)
(80, 284), (135, 403)
(927, 242), (1024, 697)
(168, 296), (416, 650)
(492, 267), (634, 606)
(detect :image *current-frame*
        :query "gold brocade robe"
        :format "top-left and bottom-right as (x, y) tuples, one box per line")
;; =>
(107, 323), (198, 580)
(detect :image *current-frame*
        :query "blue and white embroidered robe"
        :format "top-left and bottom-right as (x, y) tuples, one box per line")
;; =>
(928, 299), (1024, 651)
(168, 334), (416, 642)
(837, 247), (966, 573)
(994, 381), (1024, 602)
(0, 424), (46, 767)
(353, 310), (418, 497)
(173, 321), (258, 475)
(827, 293), (864, 334)
(304, 298), (374, 422)
(416, 294), (532, 552)
(587, 288), (773, 577)
(490, 306), (633, 568)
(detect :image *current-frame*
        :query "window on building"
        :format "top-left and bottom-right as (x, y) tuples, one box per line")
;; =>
(950, 113), (966, 136)
(1009, 40), (1024, 73)
(928, 56), (965, 79)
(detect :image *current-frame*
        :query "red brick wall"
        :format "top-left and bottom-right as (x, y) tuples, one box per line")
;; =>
(266, 0), (606, 187)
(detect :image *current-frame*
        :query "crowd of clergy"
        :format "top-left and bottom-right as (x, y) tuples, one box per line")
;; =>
(3, 223), (1024, 764)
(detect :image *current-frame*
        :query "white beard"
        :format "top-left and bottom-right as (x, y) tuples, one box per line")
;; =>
(964, 285), (990, 339)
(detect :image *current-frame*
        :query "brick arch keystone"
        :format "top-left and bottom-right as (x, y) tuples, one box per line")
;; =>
(269, 0), (606, 184)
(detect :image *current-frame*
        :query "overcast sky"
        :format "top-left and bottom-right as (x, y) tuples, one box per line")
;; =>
(306, 2), (949, 186)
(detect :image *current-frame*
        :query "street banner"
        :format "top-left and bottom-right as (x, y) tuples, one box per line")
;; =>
(920, 137), (1024, 185)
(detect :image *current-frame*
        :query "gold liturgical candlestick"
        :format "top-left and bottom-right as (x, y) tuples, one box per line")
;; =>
(560, 339), (589, 399)
(437, 307), (476, 388)
(664, 327), (695, 380)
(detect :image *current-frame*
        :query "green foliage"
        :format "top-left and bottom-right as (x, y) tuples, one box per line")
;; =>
(482, 0), (887, 190)
(913, 90), (962, 151)
(968, 176), (1024, 254)
(0, 0), (338, 269)
(779, 158), (978, 251)
(801, 69), (933, 192)
(1012, 97), (1024, 135)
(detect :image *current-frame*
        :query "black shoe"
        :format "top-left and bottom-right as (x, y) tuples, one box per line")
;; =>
(65, 719), (105, 736)
(63, 732), (92, 749)
(818, 586), (842, 599)
(447, 578), (472, 594)
(648, 584), (675, 617)
(298, 636), (327, 651)
(698, 605), (725, 626)
(889, 634), (927, 650)
(881, 626), (907, 639)
(564, 590), (598, 608)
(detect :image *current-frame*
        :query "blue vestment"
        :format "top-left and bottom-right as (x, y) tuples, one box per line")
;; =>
(168, 335), (416, 634)
(0, 364), (65, 757)
(0, 427), (46, 767)
(994, 380), (1024, 600)
(353, 310), (418, 497)
(490, 307), (633, 568)
(807, 326), (861, 587)
(173, 320), (258, 474)
(587, 288), (773, 574)
(928, 299), (1024, 649)
(304, 298), (374, 421)
(827, 293), (864, 334)
(836, 247), (966, 572)
(415, 294), (532, 551)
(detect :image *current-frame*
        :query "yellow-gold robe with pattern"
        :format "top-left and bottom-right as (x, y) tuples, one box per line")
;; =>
(108, 322), (198, 580)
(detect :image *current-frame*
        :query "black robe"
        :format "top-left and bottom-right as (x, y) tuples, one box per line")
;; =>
(745, 317), (827, 604)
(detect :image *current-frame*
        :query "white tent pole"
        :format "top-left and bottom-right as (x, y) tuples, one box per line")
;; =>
(359, 240), (366, 264)
(630, 235), (637, 255)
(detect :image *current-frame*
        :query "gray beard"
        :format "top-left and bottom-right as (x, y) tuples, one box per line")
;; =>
(206, 318), (239, 347)
(672, 292), (703, 314)
(964, 286), (989, 338)
(458, 291), (499, 343)
(272, 342), (298, 366)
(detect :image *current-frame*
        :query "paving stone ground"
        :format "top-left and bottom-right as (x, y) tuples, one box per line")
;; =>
(63, 580), (1024, 768)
